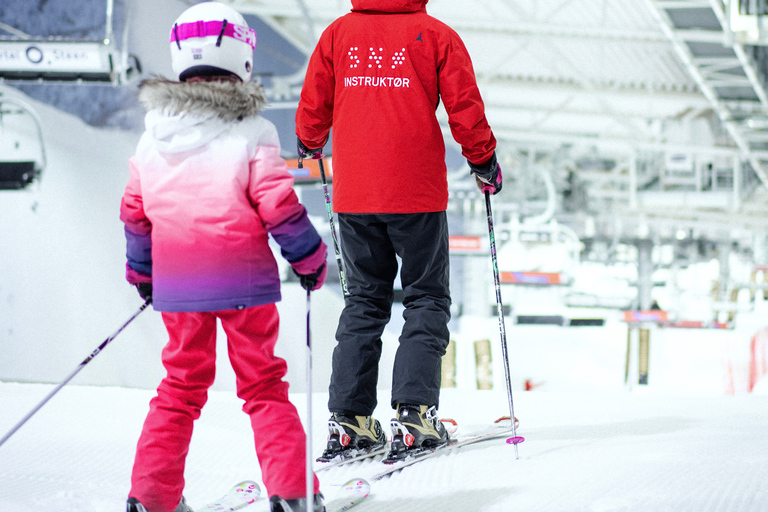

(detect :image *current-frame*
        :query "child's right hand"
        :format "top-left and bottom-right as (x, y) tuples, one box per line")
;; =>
(136, 283), (153, 301)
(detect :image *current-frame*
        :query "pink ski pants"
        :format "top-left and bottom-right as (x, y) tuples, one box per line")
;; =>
(129, 304), (318, 512)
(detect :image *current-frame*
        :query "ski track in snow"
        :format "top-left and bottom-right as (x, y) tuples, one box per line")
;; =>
(2, 383), (768, 512)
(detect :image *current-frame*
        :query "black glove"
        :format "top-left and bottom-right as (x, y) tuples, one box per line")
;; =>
(469, 151), (502, 195)
(294, 263), (326, 291)
(136, 282), (152, 301)
(297, 137), (324, 160)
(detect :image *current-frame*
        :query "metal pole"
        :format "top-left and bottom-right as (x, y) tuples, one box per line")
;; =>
(317, 158), (348, 297)
(0, 299), (151, 449)
(484, 191), (524, 455)
(105, 0), (114, 44)
(297, 157), (347, 297)
(305, 288), (313, 512)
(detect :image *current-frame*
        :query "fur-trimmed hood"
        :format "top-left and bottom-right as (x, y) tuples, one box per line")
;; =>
(138, 77), (268, 120)
(136, 78), (269, 154)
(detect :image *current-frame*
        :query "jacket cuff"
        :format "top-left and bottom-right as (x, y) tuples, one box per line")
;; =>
(290, 240), (328, 275)
(126, 262), (152, 285)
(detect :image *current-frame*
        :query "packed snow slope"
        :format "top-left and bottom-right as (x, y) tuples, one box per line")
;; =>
(1, 381), (767, 512)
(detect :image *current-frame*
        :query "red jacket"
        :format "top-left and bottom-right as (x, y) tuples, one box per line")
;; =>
(295, 0), (496, 214)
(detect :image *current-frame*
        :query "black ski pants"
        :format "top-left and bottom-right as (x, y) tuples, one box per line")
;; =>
(328, 211), (451, 416)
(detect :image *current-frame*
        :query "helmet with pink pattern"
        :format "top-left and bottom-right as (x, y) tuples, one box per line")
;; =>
(169, 2), (257, 82)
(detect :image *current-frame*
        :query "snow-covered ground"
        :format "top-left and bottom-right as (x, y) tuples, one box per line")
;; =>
(2, 379), (768, 512)
(2, 281), (768, 511)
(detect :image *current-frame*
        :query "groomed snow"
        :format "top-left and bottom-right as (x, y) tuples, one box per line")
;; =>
(1, 380), (767, 511)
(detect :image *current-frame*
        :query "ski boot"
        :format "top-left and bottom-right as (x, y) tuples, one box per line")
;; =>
(269, 493), (324, 512)
(126, 497), (192, 512)
(317, 413), (386, 462)
(385, 404), (451, 463)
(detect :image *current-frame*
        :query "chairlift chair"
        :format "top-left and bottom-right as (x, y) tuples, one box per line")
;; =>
(0, 93), (46, 190)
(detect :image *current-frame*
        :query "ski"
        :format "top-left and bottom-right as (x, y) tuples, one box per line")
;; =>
(373, 418), (520, 481)
(198, 481), (261, 511)
(323, 478), (371, 512)
(317, 445), (389, 472)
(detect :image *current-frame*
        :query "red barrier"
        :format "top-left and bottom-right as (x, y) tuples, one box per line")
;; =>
(749, 328), (768, 392)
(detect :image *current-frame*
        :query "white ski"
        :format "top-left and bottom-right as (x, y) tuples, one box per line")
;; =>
(198, 480), (261, 511)
(324, 478), (371, 512)
(375, 417), (520, 481)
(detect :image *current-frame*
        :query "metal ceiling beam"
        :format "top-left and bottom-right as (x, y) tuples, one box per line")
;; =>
(483, 126), (768, 158)
(227, 1), (725, 44)
(484, 103), (699, 124)
(478, 77), (711, 103)
(642, 0), (768, 190)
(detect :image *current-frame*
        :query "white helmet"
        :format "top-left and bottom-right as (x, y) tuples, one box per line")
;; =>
(169, 2), (257, 82)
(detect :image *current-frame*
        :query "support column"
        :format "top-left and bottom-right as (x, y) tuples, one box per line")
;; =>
(629, 150), (638, 210)
(638, 328), (651, 385)
(636, 239), (654, 385)
(732, 156), (741, 211)
(441, 339), (456, 388)
(716, 242), (732, 322)
(637, 239), (654, 310)
(474, 339), (493, 390)
(754, 232), (768, 301)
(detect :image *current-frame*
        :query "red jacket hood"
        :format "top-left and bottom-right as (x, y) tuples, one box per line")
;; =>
(351, 0), (427, 13)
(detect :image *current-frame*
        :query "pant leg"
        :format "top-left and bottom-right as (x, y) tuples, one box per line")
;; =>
(387, 211), (451, 409)
(130, 311), (218, 512)
(217, 305), (319, 500)
(329, 213), (399, 416)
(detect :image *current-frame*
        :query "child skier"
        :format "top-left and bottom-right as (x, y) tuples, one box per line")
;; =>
(296, 0), (501, 462)
(120, 3), (326, 511)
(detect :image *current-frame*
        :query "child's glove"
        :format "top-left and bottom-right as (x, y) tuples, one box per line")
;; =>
(297, 137), (325, 160)
(125, 263), (153, 301)
(469, 151), (502, 195)
(136, 283), (153, 301)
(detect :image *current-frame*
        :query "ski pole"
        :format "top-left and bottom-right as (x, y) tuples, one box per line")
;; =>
(483, 190), (524, 456)
(318, 158), (348, 297)
(298, 157), (349, 297)
(0, 298), (152, 449)
(305, 287), (314, 512)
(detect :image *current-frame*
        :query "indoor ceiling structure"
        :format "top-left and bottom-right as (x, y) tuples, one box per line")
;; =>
(222, 0), (768, 257)
(2, 0), (768, 259)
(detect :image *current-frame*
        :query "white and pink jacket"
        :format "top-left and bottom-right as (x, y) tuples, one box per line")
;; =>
(121, 78), (326, 312)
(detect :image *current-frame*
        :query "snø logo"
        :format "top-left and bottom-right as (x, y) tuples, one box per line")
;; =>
(344, 45), (411, 89)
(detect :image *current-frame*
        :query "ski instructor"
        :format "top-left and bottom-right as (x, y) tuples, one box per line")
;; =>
(296, 0), (502, 462)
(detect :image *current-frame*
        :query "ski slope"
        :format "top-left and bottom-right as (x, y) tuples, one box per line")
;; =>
(1, 380), (767, 512)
